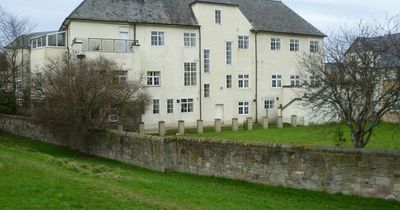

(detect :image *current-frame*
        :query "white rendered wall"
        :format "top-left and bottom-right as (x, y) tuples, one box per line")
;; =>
(192, 3), (256, 125)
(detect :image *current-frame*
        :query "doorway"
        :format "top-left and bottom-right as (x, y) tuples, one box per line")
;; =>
(215, 104), (224, 122)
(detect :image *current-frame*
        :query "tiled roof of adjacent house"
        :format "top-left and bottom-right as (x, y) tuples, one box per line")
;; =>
(63, 0), (325, 37)
(350, 33), (400, 69)
(5, 31), (56, 48)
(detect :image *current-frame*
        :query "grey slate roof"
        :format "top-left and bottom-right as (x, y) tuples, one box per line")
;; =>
(64, 0), (325, 37)
(350, 33), (400, 69)
(6, 31), (56, 49)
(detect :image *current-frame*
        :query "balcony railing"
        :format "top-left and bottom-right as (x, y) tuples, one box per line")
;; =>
(85, 38), (140, 53)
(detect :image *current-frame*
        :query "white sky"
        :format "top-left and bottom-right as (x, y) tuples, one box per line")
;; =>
(0, 0), (399, 34)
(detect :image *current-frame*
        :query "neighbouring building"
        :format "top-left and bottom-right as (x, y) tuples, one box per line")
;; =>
(25, 0), (327, 129)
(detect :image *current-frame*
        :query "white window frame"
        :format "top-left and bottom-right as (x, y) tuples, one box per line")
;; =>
(184, 62), (197, 86)
(215, 10), (222, 24)
(167, 99), (174, 114)
(31, 31), (66, 49)
(16, 98), (23, 106)
(310, 75), (319, 86)
(108, 114), (119, 123)
(204, 84), (210, 98)
(310, 41), (319, 53)
(181, 98), (194, 113)
(238, 101), (250, 115)
(238, 36), (249, 49)
(184, 33), (196, 47)
(290, 75), (301, 87)
(238, 74), (249, 88)
(271, 38), (281, 51)
(226, 41), (232, 64)
(147, 71), (160, 86)
(153, 99), (160, 114)
(226, 75), (232, 88)
(264, 99), (275, 109)
(272, 75), (282, 88)
(290, 39), (299, 52)
(16, 80), (23, 92)
(151, 31), (165, 46)
(204, 49), (210, 73)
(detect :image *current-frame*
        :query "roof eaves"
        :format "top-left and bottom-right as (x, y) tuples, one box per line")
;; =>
(64, 18), (201, 28)
(190, 0), (239, 7)
(59, 0), (88, 30)
(254, 29), (326, 38)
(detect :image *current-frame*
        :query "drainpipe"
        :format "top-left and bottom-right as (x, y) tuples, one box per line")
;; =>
(255, 31), (259, 123)
(198, 26), (203, 120)
(133, 23), (137, 43)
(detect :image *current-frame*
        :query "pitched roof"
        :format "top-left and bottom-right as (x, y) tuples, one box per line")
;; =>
(5, 31), (56, 49)
(350, 33), (400, 69)
(63, 0), (325, 37)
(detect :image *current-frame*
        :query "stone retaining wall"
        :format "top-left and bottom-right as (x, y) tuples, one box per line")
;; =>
(0, 114), (399, 201)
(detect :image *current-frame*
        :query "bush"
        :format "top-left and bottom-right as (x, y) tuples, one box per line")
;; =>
(0, 91), (16, 114)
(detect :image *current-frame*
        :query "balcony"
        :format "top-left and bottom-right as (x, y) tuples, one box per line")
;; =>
(74, 38), (140, 53)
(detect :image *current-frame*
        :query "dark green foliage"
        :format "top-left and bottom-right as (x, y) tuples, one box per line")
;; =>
(0, 91), (16, 114)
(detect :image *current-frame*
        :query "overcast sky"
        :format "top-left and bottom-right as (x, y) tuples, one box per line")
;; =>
(1, 0), (399, 34)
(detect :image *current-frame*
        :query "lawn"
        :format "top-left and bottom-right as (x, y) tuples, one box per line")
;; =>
(166, 123), (400, 150)
(0, 132), (399, 209)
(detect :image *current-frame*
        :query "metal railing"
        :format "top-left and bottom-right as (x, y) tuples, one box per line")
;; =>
(87, 38), (140, 53)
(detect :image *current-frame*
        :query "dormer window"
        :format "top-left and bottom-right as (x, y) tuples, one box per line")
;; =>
(215, 10), (222, 24)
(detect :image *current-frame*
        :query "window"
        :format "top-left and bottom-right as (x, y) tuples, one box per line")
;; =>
(238, 101), (249, 115)
(16, 80), (22, 92)
(16, 98), (23, 106)
(181, 98), (194, 113)
(310, 75), (319, 86)
(290, 39), (299, 52)
(184, 63), (197, 86)
(147, 71), (160, 86)
(226, 42), (232, 64)
(271, 38), (281, 51)
(290, 75), (301, 87)
(215, 10), (222, 24)
(31, 31), (65, 49)
(108, 114), (119, 123)
(204, 49), (210, 73)
(117, 27), (129, 52)
(114, 72), (128, 85)
(272, 75), (282, 88)
(151, 31), (165, 46)
(167, 99), (174, 114)
(153, 99), (160, 114)
(238, 74), (249, 88)
(204, 84), (210, 98)
(184, 33), (196, 47)
(391, 99), (400, 112)
(226, 75), (232, 88)
(264, 100), (275, 109)
(310, 41), (319, 53)
(238, 36), (249, 49)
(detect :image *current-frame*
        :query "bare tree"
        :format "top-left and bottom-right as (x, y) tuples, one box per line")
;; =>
(300, 19), (400, 148)
(0, 6), (35, 111)
(32, 55), (149, 138)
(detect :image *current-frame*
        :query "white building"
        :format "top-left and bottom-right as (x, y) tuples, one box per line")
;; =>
(27, 0), (325, 129)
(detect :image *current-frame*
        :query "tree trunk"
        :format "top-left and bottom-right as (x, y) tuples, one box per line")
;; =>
(351, 130), (365, 149)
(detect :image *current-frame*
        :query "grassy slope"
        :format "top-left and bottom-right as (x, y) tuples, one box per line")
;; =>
(167, 123), (400, 150)
(0, 132), (399, 210)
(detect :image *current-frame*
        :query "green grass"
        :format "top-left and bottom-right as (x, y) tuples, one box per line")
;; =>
(0, 133), (399, 209)
(166, 123), (400, 150)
